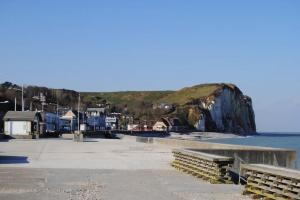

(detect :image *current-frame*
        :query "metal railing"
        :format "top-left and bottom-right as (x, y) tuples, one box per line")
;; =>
(236, 156), (247, 185)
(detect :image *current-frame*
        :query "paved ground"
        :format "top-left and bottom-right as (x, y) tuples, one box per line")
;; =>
(0, 137), (250, 200)
(0, 137), (172, 170)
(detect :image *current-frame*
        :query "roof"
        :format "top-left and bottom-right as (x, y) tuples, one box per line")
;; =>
(61, 110), (84, 120)
(40, 112), (57, 121)
(161, 117), (182, 126)
(153, 121), (168, 126)
(86, 108), (105, 113)
(61, 110), (76, 120)
(3, 111), (42, 121)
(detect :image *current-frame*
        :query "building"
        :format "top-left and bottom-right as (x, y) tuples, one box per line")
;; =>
(60, 110), (84, 132)
(85, 107), (106, 131)
(3, 111), (42, 137)
(161, 117), (186, 132)
(127, 124), (139, 131)
(105, 116), (118, 130)
(86, 107), (105, 117)
(153, 121), (168, 132)
(86, 116), (106, 131)
(41, 112), (59, 133)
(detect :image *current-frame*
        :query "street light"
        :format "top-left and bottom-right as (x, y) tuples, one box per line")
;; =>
(49, 102), (60, 133)
(0, 101), (9, 104)
(12, 85), (24, 111)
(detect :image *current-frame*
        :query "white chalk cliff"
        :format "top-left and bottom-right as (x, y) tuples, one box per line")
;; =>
(193, 84), (256, 134)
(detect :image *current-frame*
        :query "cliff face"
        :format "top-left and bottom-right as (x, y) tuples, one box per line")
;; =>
(192, 84), (256, 134)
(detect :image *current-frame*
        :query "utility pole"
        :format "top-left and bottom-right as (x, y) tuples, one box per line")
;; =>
(22, 84), (24, 111)
(77, 93), (80, 134)
(94, 117), (96, 131)
(56, 90), (59, 133)
(56, 102), (59, 132)
(14, 97), (17, 111)
(74, 93), (83, 142)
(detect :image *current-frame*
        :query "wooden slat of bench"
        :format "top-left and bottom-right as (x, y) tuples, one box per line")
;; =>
(247, 182), (300, 200)
(242, 164), (300, 180)
(174, 157), (226, 172)
(173, 160), (227, 177)
(173, 149), (234, 162)
(248, 176), (300, 194)
(245, 169), (300, 188)
(174, 154), (218, 167)
(245, 185), (287, 200)
(172, 162), (230, 184)
(174, 152), (220, 167)
(172, 162), (223, 182)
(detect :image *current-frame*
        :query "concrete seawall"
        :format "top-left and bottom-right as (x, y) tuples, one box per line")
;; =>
(131, 136), (297, 173)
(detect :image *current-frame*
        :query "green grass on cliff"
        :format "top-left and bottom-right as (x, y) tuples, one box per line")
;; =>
(159, 84), (221, 105)
(82, 91), (173, 107)
(82, 84), (222, 107)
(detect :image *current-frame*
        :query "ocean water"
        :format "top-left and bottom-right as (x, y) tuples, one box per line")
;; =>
(208, 132), (300, 169)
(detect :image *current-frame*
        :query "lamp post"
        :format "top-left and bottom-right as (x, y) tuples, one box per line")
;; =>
(49, 102), (60, 133)
(21, 84), (24, 111)
(11, 84), (26, 111)
(74, 93), (83, 142)
(78, 93), (80, 134)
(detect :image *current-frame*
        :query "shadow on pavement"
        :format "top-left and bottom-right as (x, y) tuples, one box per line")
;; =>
(0, 156), (29, 164)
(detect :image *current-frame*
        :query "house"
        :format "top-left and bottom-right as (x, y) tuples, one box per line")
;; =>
(86, 116), (106, 131)
(105, 116), (118, 130)
(60, 110), (84, 132)
(3, 111), (42, 138)
(41, 112), (59, 133)
(86, 107), (105, 117)
(127, 124), (139, 131)
(153, 121), (168, 132)
(85, 108), (106, 131)
(130, 122), (153, 132)
(161, 117), (185, 132)
(58, 118), (70, 132)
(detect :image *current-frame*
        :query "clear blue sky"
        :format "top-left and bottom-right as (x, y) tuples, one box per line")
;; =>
(0, 0), (299, 132)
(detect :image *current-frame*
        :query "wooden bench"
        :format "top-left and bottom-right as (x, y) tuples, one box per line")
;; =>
(242, 164), (300, 200)
(172, 149), (234, 184)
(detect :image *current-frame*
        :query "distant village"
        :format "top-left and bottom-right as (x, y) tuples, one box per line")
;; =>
(0, 90), (186, 138)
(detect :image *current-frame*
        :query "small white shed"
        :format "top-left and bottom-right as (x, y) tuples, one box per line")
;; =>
(3, 111), (42, 136)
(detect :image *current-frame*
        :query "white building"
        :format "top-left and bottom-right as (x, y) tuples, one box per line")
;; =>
(60, 110), (77, 132)
(3, 111), (42, 137)
(105, 117), (118, 130)
(153, 121), (168, 131)
(86, 108), (105, 117)
(127, 124), (139, 131)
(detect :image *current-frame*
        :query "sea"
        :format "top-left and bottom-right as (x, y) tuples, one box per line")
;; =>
(208, 132), (300, 169)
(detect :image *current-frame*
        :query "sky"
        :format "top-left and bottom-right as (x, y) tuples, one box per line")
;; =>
(0, 0), (300, 132)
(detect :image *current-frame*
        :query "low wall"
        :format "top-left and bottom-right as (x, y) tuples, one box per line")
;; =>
(191, 149), (297, 173)
(133, 136), (298, 172)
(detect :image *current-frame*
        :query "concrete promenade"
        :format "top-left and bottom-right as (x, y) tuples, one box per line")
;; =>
(0, 137), (250, 200)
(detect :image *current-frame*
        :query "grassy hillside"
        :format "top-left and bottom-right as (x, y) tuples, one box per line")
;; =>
(82, 91), (173, 106)
(82, 84), (224, 107)
(80, 84), (226, 121)
(159, 84), (221, 105)
(81, 91), (174, 119)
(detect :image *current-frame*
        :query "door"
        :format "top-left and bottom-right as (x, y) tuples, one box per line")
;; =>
(11, 121), (29, 135)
